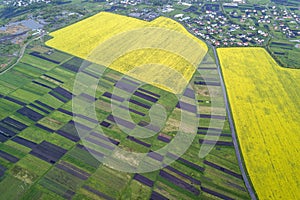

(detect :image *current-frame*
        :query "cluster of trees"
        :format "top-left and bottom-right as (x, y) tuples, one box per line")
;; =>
(0, 41), (18, 55)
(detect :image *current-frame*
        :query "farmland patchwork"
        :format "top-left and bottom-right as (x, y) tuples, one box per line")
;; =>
(0, 12), (251, 199)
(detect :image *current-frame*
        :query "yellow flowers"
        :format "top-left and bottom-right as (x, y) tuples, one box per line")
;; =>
(218, 47), (300, 200)
(46, 12), (207, 94)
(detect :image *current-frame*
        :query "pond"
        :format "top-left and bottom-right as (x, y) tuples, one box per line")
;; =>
(0, 26), (7, 31)
(0, 19), (44, 32)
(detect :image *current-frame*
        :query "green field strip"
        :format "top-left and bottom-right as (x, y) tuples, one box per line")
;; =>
(13, 63), (46, 78)
(202, 163), (244, 186)
(178, 148), (205, 169)
(0, 157), (13, 170)
(72, 116), (97, 129)
(163, 167), (200, 188)
(21, 54), (57, 71)
(38, 177), (73, 198)
(20, 184), (65, 200)
(39, 75), (62, 86)
(61, 156), (98, 175)
(0, 99), (22, 115)
(153, 182), (195, 200)
(48, 66), (76, 79)
(8, 114), (32, 127)
(44, 134), (75, 150)
(197, 133), (233, 143)
(28, 104), (51, 115)
(94, 125), (124, 143)
(94, 99), (113, 114)
(59, 79), (76, 93)
(4, 140), (31, 154)
(9, 113), (35, 127)
(61, 100), (73, 112)
(63, 146), (100, 172)
(118, 140), (150, 153)
(33, 77), (58, 89)
(200, 175), (247, 199)
(97, 79), (115, 91)
(103, 69), (123, 80)
(120, 180), (152, 199)
(22, 82), (52, 96)
(44, 167), (84, 191)
(10, 89), (40, 103)
(0, 174), (30, 200)
(18, 126), (51, 144)
(82, 66), (104, 78)
(84, 165), (132, 199)
(147, 138), (167, 151)
(205, 151), (241, 174)
(139, 171), (159, 182)
(48, 91), (69, 103)
(0, 143), (27, 159)
(71, 187), (107, 200)
(44, 51), (73, 63)
(37, 94), (65, 109)
(155, 178), (198, 200)
(0, 121), (22, 134)
(169, 160), (203, 181)
(200, 176), (249, 200)
(0, 71), (33, 88)
(38, 116), (68, 131)
(0, 81), (16, 95)
(106, 125), (133, 141)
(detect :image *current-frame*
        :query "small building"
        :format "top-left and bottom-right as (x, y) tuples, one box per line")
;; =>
(174, 14), (184, 18)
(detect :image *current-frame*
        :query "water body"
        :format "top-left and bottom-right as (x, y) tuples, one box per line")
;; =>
(0, 19), (42, 43)
(13, 19), (44, 29)
(0, 19), (43, 32)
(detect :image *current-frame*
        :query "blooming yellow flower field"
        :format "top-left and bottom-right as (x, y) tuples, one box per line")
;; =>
(218, 47), (300, 200)
(46, 12), (207, 94)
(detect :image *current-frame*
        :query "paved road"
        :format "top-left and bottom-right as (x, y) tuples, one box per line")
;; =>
(211, 45), (257, 200)
(0, 35), (43, 75)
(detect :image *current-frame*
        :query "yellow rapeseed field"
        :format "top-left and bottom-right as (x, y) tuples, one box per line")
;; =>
(46, 12), (207, 94)
(218, 47), (300, 200)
